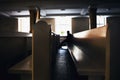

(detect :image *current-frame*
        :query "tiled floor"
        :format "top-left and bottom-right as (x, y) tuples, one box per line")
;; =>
(52, 47), (79, 80)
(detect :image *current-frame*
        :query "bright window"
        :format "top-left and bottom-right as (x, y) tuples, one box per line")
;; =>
(97, 16), (107, 27)
(55, 16), (71, 36)
(18, 17), (30, 33)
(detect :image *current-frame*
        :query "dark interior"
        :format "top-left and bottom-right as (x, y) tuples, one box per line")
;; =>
(0, 0), (120, 80)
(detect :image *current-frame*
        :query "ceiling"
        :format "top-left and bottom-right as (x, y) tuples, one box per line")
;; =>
(0, 0), (120, 17)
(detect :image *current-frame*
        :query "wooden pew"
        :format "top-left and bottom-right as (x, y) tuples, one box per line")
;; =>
(8, 21), (60, 80)
(105, 17), (120, 80)
(73, 26), (106, 49)
(0, 32), (32, 80)
(68, 26), (107, 80)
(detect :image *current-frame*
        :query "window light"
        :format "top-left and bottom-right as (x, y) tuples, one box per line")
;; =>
(55, 16), (71, 36)
(18, 17), (30, 33)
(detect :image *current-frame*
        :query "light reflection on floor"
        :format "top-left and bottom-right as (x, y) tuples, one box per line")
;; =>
(61, 46), (68, 49)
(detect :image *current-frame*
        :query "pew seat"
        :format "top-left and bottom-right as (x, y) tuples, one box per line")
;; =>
(9, 55), (32, 74)
(9, 55), (32, 80)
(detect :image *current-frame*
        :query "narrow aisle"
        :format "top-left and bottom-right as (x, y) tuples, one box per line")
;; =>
(52, 47), (79, 80)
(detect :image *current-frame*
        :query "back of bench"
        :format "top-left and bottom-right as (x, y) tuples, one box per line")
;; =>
(32, 21), (51, 80)
(68, 26), (107, 76)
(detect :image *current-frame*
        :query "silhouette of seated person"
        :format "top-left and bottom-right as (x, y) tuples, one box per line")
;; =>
(59, 31), (73, 48)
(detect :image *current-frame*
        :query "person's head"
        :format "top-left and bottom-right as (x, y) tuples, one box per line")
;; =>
(67, 31), (70, 36)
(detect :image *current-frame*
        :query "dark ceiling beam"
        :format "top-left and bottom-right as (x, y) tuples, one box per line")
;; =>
(0, 0), (120, 11)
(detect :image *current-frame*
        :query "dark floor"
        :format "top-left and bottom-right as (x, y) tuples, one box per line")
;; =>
(52, 46), (88, 80)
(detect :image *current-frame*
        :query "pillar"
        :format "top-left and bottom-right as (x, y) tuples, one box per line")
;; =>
(36, 7), (40, 23)
(29, 7), (41, 33)
(29, 9), (37, 33)
(89, 5), (97, 29)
